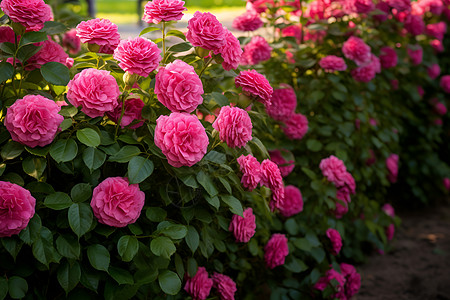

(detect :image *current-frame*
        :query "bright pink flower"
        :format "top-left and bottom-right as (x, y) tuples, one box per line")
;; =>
(441, 75), (450, 93)
(386, 154), (399, 183)
(373, 1), (390, 21)
(430, 39), (444, 52)
(382, 203), (395, 217)
(212, 106), (252, 148)
(63, 29), (81, 54)
(379, 46), (398, 69)
(241, 36), (272, 65)
(67, 68), (120, 118)
(237, 154), (261, 191)
(261, 159), (285, 211)
(278, 185), (303, 217)
(229, 208), (256, 243)
(24, 39), (69, 71)
(314, 269), (346, 299)
(235, 69), (273, 105)
(387, 0), (411, 11)
(320, 155), (348, 186)
(154, 113), (209, 167)
(264, 233), (289, 269)
(340, 263), (361, 299)
(434, 102), (447, 115)
(212, 273), (237, 300)
(418, 0), (443, 14)
(99, 43), (119, 54)
(114, 37), (161, 77)
(443, 177), (450, 190)
(335, 190), (350, 219)
(186, 11), (226, 51)
(342, 172), (356, 194)
(5, 95), (63, 148)
(319, 55), (347, 72)
(91, 177), (145, 227)
(155, 59), (204, 113)
(184, 267), (213, 300)
(428, 63), (441, 79)
(269, 149), (295, 178)
(76, 18), (120, 49)
(426, 22), (447, 40)
(142, 0), (186, 24)
(213, 29), (243, 71)
(342, 36), (371, 65)
(282, 113), (308, 140)
(233, 10), (263, 31)
(265, 85), (297, 121)
(0, 0), (52, 31)
(0, 26), (15, 43)
(0, 181), (36, 237)
(106, 95), (145, 129)
(351, 62), (377, 83)
(281, 25), (302, 43)
(353, 0), (375, 13)
(326, 228), (342, 255)
(403, 15), (425, 36)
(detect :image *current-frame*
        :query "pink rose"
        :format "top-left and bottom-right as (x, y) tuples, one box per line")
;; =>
(440, 75), (450, 93)
(5, 95), (64, 148)
(373, 1), (390, 21)
(212, 106), (253, 148)
(335, 190), (350, 219)
(212, 273), (237, 300)
(342, 36), (371, 65)
(106, 95), (145, 129)
(428, 63), (441, 79)
(154, 113), (209, 167)
(91, 177), (145, 227)
(314, 269), (346, 299)
(25, 39), (69, 71)
(0, 181), (36, 237)
(0, 0), (52, 31)
(0, 26), (15, 43)
(76, 18), (120, 50)
(184, 267), (213, 300)
(326, 228), (342, 255)
(320, 155), (347, 186)
(386, 223), (395, 241)
(391, 79), (399, 90)
(228, 208), (256, 243)
(265, 84), (297, 122)
(434, 102), (447, 115)
(306, 0), (326, 20)
(379, 46), (398, 69)
(443, 177), (450, 190)
(278, 185), (303, 217)
(351, 62), (377, 82)
(419, 0), (444, 14)
(233, 10), (263, 31)
(186, 11), (226, 51)
(235, 69), (273, 105)
(241, 36), (272, 65)
(382, 203), (395, 217)
(155, 59), (204, 113)
(353, 0), (375, 13)
(417, 86), (425, 97)
(386, 153), (399, 183)
(281, 113), (308, 140)
(404, 15), (425, 36)
(281, 25), (302, 43)
(213, 29), (243, 71)
(340, 263), (361, 298)
(264, 233), (289, 269)
(319, 55), (347, 72)
(387, 0), (411, 11)
(237, 154), (261, 191)
(63, 28), (81, 54)
(114, 37), (161, 77)
(407, 45), (423, 65)
(269, 149), (295, 177)
(261, 159), (285, 212)
(430, 39), (444, 52)
(67, 68), (120, 118)
(426, 21), (447, 40)
(142, 0), (186, 24)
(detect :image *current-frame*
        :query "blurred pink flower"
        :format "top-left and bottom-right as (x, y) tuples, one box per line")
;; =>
(282, 113), (308, 140)
(212, 273), (237, 300)
(107, 95), (146, 129)
(184, 267), (213, 300)
(433, 102), (447, 115)
(440, 75), (450, 93)
(241, 36), (272, 65)
(264, 234), (289, 269)
(233, 10), (263, 31)
(24, 39), (69, 71)
(443, 177), (450, 190)
(386, 154), (399, 183)
(229, 208), (256, 243)
(426, 21), (447, 40)
(0, 26), (15, 43)
(428, 63), (441, 79)
(319, 55), (347, 72)
(430, 39), (444, 52)
(142, 0), (186, 24)
(407, 45), (423, 65)
(379, 46), (398, 68)
(314, 269), (346, 299)
(382, 203), (395, 217)
(278, 185), (303, 217)
(404, 15), (425, 36)
(342, 36), (371, 65)
(386, 223), (395, 240)
(265, 84), (297, 121)
(340, 263), (361, 299)
(269, 149), (295, 177)
(326, 228), (342, 255)
(63, 29), (81, 54)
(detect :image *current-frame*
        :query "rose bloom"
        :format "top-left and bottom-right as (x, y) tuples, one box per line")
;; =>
(306, 0), (326, 20)
(186, 11), (226, 51)
(342, 36), (371, 65)
(155, 61), (204, 113)
(426, 22), (447, 41)
(379, 46), (398, 69)
(433, 102), (447, 115)
(228, 208), (256, 243)
(142, 0), (186, 24)
(264, 233), (289, 269)
(282, 113), (308, 140)
(261, 159), (285, 211)
(241, 36), (272, 65)
(265, 85), (297, 122)
(386, 153), (399, 183)
(320, 155), (348, 187)
(430, 39), (444, 52)
(335, 190), (349, 219)
(63, 29), (81, 54)
(428, 63), (441, 79)
(184, 267), (213, 300)
(418, 0), (444, 14)
(387, 0), (411, 11)
(319, 55), (347, 72)
(232, 10), (263, 31)
(237, 154), (261, 191)
(403, 15), (425, 36)
(0, 0), (52, 31)
(440, 75), (450, 93)
(106, 95), (145, 129)
(67, 68), (120, 118)
(443, 177), (450, 190)
(114, 37), (161, 77)
(326, 228), (342, 255)
(76, 18), (121, 49)
(353, 0), (375, 13)
(340, 263), (361, 299)
(213, 29), (243, 71)
(373, 1), (390, 21)
(382, 203), (395, 217)
(314, 269), (346, 299)
(212, 106), (253, 148)
(235, 69), (273, 105)
(25, 39), (69, 71)
(0, 181), (36, 237)
(154, 113), (209, 167)
(269, 149), (295, 177)
(91, 177), (145, 227)
(351, 62), (377, 83)
(278, 185), (303, 217)
(212, 273), (237, 300)
(281, 25), (302, 43)
(5, 95), (64, 148)
(417, 86), (425, 98)
(386, 223), (395, 240)
(0, 26), (15, 43)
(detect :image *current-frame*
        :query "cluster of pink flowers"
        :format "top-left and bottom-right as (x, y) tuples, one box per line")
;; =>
(0, 0), (52, 31)
(319, 55), (347, 72)
(235, 69), (273, 106)
(386, 154), (399, 183)
(241, 36), (272, 65)
(314, 264), (361, 299)
(351, 54), (381, 83)
(269, 149), (295, 177)
(404, 14), (425, 36)
(281, 25), (302, 43)
(76, 18), (121, 54)
(142, 0), (186, 24)
(426, 21), (447, 41)
(281, 113), (309, 140)
(106, 95), (146, 129)
(265, 84), (297, 122)
(264, 233), (289, 269)
(342, 36), (371, 65)
(229, 208), (256, 243)
(233, 10), (263, 31)
(212, 106), (253, 148)
(278, 185), (304, 217)
(184, 267), (237, 300)
(326, 228), (342, 255)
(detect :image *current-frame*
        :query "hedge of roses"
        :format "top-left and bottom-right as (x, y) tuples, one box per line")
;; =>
(0, 0), (449, 299)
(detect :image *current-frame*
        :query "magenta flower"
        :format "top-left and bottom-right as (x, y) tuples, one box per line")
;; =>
(382, 203), (395, 217)
(235, 69), (273, 105)
(228, 208), (256, 243)
(426, 21), (447, 40)
(63, 29), (81, 54)
(443, 177), (450, 190)
(25, 39), (69, 71)
(281, 25), (302, 43)
(387, 0), (411, 11)
(241, 36), (272, 65)
(342, 36), (371, 65)
(212, 106), (252, 148)
(0, 0), (52, 31)
(233, 10), (263, 31)
(261, 159), (285, 211)
(340, 263), (361, 299)
(379, 46), (398, 69)
(106, 95), (146, 129)
(386, 154), (399, 183)
(142, 0), (187, 24)
(184, 267), (213, 300)
(269, 149), (295, 178)
(186, 11), (226, 51)
(213, 29), (243, 71)
(428, 63), (441, 79)
(278, 185), (303, 217)
(320, 155), (348, 186)
(440, 75), (450, 93)
(0, 26), (15, 43)
(76, 18), (120, 50)
(434, 102), (447, 115)
(319, 55), (347, 72)
(407, 45), (423, 65)
(212, 273), (237, 300)
(404, 14), (425, 36)
(326, 228), (342, 255)
(265, 85), (297, 122)
(281, 113), (308, 140)
(351, 62), (377, 83)
(314, 269), (346, 299)
(237, 154), (261, 191)
(264, 233), (289, 269)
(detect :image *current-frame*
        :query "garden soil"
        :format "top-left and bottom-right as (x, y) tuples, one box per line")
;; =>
(357, 202), (450, 300)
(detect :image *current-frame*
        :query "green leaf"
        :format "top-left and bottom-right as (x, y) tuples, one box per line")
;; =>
(117, 236), (139, 262)
(1, 141), (24, 161)
(150, 237), (176, 259)
(87, 244), (110, 272)
(0, 277), (8, 300)
(8, 276), (27, 299)
(70, 183), (92, 203)
(146, 207), (167, 222)
(197, 170), (218, 196)
(203, 150), (226, 164)
(139, 26), (161, 36)
(284, 257), (308, 273)
(68, 203), (93, 238)
(175, 254), (185, 280)
(185, 226), (199, 253)
(158, 270), (181, 296)
(167, 42), (192, 53)
(44, 192), (73, 210)
(1, 238), (23, 261)
(50, 139), (78, 163)
(161, 225), (187, 239)
(22, 156), (46, 179)
(25, 145), (50, 157)
(41, 21), (67, 35)
(301, 167), (317, 180)
(205, 195), (220, 210)
(59, 118), (72, 131)
(310, 247), (326, 263)
(221, 195), (244, 216)
(218, 177), (232, 194)
(306, 139), (323, 152)
(178, 174), (199, 189)
(0, 61), (14, 83)
(108, 145), (141, 163)
(76, 128), (101, 147)
(166, 29), (187, 41)
(248, 137), (270, 160)
(109, 267), (134, 285)
(187, 258), (197, 277)
(40, 62), (70, 85)
(32, 227), (61, 267)
(19, 214), (41, 245)
(18, 31), (47, 47)
(56, 234), (81, 259)
(83, 147), (106, 171)
(127, 156), (154, 184)
(57, 260), (81, 294)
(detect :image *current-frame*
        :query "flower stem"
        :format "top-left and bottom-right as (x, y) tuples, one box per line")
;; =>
(198, 56), (214, 78)
(162, 21), (166, 65)
(114, 91), (129, 140)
